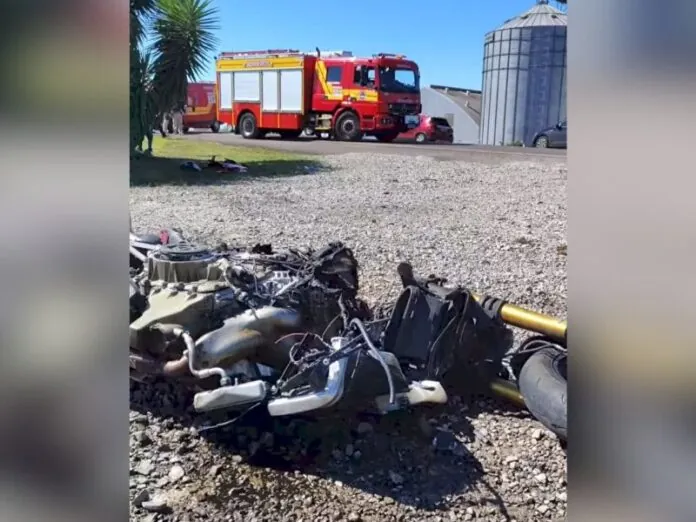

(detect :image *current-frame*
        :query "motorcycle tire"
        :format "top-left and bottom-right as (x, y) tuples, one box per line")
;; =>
(518, 347), (567, 441)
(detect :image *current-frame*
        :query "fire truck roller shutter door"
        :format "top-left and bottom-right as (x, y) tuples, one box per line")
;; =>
(234, 72), (261, 102)
(279, 70), (303, 112)
(219, 73), (233, 110)
(262, 71), (279, 112)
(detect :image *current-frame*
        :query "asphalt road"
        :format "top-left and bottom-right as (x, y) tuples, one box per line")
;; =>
(185, 130), (566, 162)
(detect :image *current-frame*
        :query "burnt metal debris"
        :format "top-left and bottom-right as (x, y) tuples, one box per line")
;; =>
(129, 228), (567, 440)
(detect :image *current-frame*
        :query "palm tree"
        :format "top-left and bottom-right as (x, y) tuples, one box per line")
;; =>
(150, 0), (219, 113)
(130, 0), (218, 153)
(130, 46), (156, 152)
(130, 0), (155, 152)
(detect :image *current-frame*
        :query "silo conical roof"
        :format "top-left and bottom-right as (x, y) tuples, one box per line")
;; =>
(495, 0), (567, 30)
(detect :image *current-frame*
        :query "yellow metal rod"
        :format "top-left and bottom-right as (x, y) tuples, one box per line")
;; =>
(472, 293), (566, 342)
(489, 378), (526, 408)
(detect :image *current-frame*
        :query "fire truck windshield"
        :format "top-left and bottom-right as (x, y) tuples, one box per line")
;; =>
(378, 66), (419, 94)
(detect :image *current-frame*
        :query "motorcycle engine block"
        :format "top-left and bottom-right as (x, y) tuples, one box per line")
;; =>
(146, 240), (220, 284)
(130, 240), (228, 352)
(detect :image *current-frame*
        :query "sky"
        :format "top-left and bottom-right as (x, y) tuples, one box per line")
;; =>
(200, 0), (543, 89)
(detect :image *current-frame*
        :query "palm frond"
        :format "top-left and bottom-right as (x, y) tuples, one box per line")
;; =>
(130, 0), (157, 48)
(150, 0), (219, 106)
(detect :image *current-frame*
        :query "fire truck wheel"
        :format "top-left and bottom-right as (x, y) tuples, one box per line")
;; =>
(182, 127), (190, 134)
(334, 111), (363, 142)
(239, 112), (261, 139)
(210, 121), (220, 133)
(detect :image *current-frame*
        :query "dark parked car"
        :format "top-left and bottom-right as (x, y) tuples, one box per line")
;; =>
(399, 115), (454, 144)
(531, 120), (567, 148)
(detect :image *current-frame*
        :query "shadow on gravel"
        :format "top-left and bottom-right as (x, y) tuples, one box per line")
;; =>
(131, 380), (520, 516)
(130, 155), (328, 187)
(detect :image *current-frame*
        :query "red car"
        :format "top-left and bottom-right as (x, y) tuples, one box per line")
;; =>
(399, 115), (454, 143)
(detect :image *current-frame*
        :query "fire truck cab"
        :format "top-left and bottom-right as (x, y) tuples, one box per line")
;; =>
(183, 82), (220, 133)
(215, 49), (422, 142)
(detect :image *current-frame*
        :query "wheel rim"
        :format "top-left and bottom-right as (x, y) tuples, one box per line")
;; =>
(536, 137), (547, 148)
(242, 117), (254, 135)
(341, 119), (355, 135)
(416, 134), (425, 142)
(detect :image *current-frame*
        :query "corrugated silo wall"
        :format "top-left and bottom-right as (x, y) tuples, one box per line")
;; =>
(480, 25), (567, 146)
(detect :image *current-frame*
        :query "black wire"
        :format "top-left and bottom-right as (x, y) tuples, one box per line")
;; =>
(277, 334), (363, 393)
(196, 401), (264, 433)
(321, 314), (342, 341)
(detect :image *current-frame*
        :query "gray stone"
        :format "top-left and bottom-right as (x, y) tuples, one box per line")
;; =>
(168, 465), (185, 482)
(133, 489), (150, 507)
(141, 499), (171, 514)
(135, 460), (154, 476)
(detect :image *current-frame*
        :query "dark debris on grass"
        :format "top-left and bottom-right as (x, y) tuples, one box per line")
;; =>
(130, 155), (327, 187)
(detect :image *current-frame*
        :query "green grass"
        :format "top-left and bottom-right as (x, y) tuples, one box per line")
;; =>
(130, 136), (323, 186)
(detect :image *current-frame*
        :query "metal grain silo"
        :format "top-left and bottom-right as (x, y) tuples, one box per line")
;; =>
(480, 0), (567, 146)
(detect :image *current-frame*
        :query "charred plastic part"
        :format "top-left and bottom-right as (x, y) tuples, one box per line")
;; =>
(399, 261), (567, 343)
(396, 262), (417, 287)
(351, 317), (396, 404)
(310, 242), (360, 293)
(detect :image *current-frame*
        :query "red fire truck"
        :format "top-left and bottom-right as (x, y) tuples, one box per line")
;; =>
(215, 50), (422, 142)
(182, 82), (220, 133)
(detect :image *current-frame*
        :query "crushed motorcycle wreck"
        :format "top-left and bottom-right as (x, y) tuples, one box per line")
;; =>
(129, 227), (567, 441)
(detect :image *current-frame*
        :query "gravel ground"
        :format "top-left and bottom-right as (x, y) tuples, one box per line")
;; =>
(130, 152), (567, 522)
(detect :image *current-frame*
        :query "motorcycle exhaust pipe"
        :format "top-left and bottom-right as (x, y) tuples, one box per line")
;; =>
(195, 306), (302, 368)
(129, 352), (190, 378)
